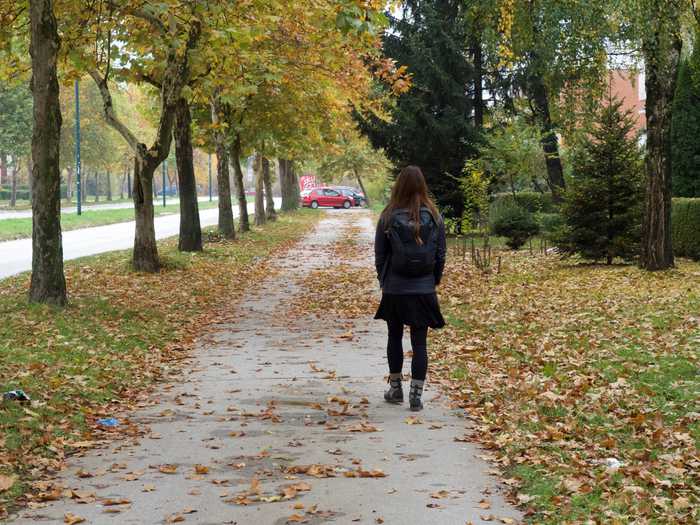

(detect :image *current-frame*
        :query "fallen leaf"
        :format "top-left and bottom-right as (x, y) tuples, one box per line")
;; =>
(63, 512), (85, 525)
(347, 422), (380, 432)
(102, 498), (131, 506)
(0, 475), (16, 493)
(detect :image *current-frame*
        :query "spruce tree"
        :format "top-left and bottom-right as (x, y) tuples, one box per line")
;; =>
(557, 98), (644, 264)
(357, 0), (480, 215)
(671, 51), (700, 197)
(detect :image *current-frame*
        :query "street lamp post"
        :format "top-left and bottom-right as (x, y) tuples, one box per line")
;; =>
(208, 153), (212, 201)
(74, 79), (81, 215)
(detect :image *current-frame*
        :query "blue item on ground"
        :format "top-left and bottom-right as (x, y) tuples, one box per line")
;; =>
(97, 417), (120, 427)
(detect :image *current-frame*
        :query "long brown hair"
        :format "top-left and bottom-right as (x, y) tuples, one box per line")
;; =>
(380, 165), (440, 244)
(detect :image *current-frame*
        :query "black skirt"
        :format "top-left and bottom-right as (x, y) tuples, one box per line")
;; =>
(374, 293), (445, 329)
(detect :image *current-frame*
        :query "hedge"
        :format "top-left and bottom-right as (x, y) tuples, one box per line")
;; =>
(0, 189), (30, 201)
(491, 191), (556, 214)
(672, 198), (700, 260)
(0, 185), (69, 201)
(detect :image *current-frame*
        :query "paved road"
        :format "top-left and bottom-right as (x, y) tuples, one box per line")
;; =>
(9, 211), (520, 525)
(0, 196), (219, 220)
(0, 199), (279, 280)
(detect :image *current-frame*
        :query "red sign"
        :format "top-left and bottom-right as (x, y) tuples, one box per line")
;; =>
(299, 175), (319, 191)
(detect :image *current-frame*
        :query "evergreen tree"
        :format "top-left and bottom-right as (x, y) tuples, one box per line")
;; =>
(556, 98), (644, 264)
(671, 51), (700, 197)
(358, 0), (480, 215)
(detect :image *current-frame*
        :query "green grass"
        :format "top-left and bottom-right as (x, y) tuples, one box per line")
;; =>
(0, 201), (218, 241)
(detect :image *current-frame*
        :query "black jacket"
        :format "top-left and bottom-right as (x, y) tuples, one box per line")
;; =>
(374, 207), (447, 295)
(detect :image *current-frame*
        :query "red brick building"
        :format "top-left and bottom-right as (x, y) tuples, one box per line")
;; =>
(608, 69), (646, 136)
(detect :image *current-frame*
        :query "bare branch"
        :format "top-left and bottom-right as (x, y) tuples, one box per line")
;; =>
(87, 68), (141, 154)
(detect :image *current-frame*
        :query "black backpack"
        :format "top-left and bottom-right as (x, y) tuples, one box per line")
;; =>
(386, 208), (439, 278)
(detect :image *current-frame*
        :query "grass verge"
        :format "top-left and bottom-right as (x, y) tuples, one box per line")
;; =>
(0, 201), (219, 242)
(433, 253), (699, 523)
(0, 209), (320, 517)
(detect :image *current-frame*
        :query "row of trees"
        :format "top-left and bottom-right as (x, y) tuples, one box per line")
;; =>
(0, 0), (399, 305)
(358, 0), (696, 271)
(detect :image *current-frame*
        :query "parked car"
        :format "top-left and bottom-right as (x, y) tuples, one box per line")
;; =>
(157, 187), (178, 197)
(331, 185), (366, 206)
(300, 187), (353, 209)
(333, 187), (365, 207)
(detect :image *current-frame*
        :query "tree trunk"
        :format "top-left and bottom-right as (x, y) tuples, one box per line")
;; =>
(127, 167), (132, 198)
(352, 167), (370, 207)
(471, 35), (484, 131)
(0, 153), (7, 186)
(211, 100), (235, 239)
(106, 170), (112, 201)
(174, 97), (202, 251)
(254, 153), (265, 226)
(28, 0), (66, 306)
(94, 171), (99, 202)
(231, 136), (250, 232)
(641, 23), (680, 270)
(132, 155), (160, 272)
(10, 165), (18, 207)
(279, 158), (299, 211)
(290, 161), (300, 203)
(120, 167), (126, 199)
(528, 73), (566, 201)
(262, 156), (276, 221)
(215, 143), (235, 238)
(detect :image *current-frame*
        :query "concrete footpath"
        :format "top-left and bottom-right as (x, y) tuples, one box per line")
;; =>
(10, 210), (520, 525)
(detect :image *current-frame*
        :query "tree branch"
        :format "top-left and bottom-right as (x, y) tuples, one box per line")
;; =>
(105, 0), (167, 35)
(147, 19), (202, 164)
(87, 68), (141, 154)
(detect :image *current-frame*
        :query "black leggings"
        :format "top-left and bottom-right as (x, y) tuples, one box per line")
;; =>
(386, 320), (428, 381)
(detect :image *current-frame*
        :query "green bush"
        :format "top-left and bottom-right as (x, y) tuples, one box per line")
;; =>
(491, 191), (555, 214)
(0, 185), (69, 201)
(536, 212), (565, 241)
(0, 189), (30, 201)
(672, 198), (700, 260)
(490, 199), (540, 249)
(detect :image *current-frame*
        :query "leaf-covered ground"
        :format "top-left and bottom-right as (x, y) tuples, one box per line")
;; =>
(433, 251), (700, 524)
(0, 210), (319, 518)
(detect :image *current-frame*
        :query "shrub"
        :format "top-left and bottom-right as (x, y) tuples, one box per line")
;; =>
(490, 199), (540, 249)
(0, 185), (69, 201)
(0, 189), (30, 201)
(491, 191), (555, 214)
(672, 198), (700, 260)
(536, 212), (565, 241)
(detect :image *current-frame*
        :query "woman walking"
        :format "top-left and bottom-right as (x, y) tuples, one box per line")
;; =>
(374, 166), (446, 411)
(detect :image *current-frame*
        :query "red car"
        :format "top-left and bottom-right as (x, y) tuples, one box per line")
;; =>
(300, 187), (353, 209)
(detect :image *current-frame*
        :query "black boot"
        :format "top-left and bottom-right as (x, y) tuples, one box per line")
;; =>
(409, 379), (424, 412)
(384, 373), (403, 404)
